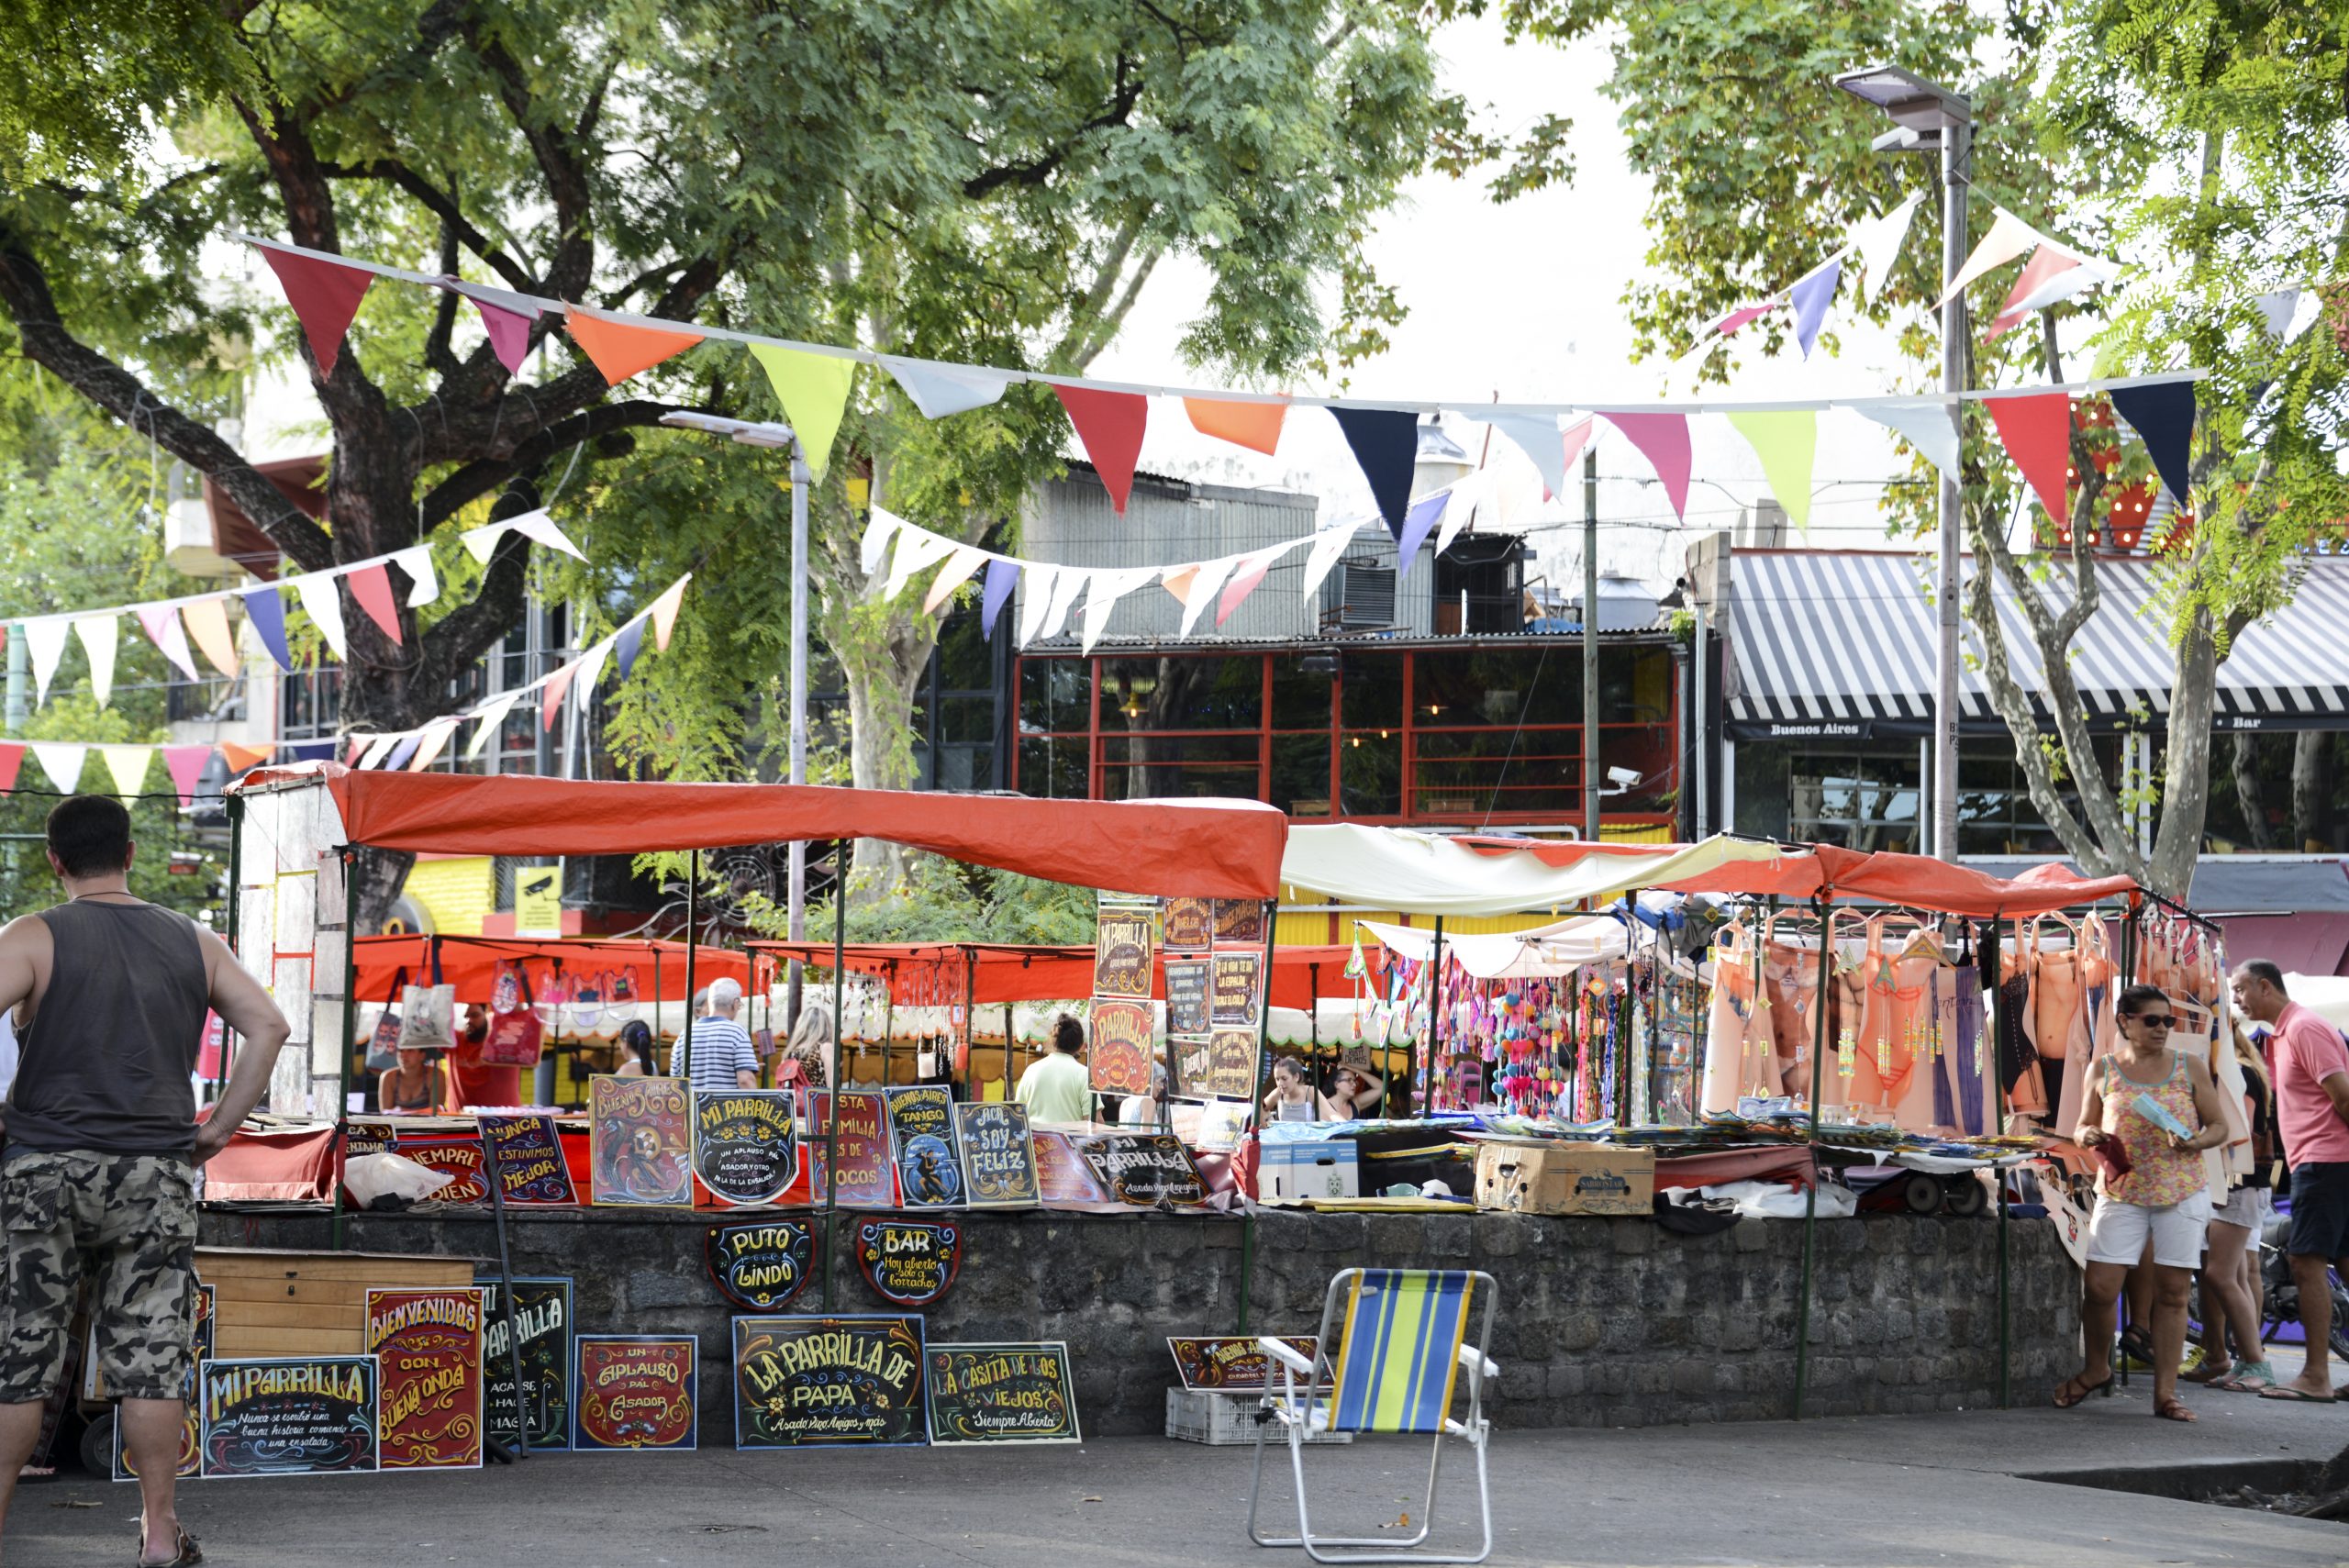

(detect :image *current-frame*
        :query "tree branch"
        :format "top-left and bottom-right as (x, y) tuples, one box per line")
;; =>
(459, 17), (596, 300)
(1067, 243), (1163, 373)
(423, 210), (462, 376)
(963, 52), (1140, 197)
(417, 398), (687, 529)
(318, 156), (535, 293)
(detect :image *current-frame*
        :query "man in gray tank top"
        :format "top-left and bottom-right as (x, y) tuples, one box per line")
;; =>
(0, 796), (289, 1567)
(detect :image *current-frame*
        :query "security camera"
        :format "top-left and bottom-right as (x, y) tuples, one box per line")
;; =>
(1605, 767), (1642, 790)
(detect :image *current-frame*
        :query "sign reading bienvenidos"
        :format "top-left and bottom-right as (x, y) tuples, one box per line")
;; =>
(479, 1275), (573, 1451)
(733, 1315), (927, 1449)
(198, 1356), (380, 1479)
(693, 1088), (798, 1206)
(925, 1342), (1081, 1445)
(954, 1102), (1041, 1208)
(705, 1219), (818, 1312)
(367, 1286), (486, 1470)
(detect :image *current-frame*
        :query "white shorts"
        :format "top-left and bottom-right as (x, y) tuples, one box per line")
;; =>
(2209, 1185), (2270, 1249)
(2087, 1190), (2212, 1269)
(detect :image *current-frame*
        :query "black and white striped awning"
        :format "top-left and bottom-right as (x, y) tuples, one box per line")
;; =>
(1724, 550), (2349, 740)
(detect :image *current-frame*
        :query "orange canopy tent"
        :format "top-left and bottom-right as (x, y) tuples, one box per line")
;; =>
(744, 940), (1361, 1009)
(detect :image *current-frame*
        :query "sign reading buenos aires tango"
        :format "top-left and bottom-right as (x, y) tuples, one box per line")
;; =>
(365, 1286), (485, 1469)
(1167, 1336), (1321, 1392)
(589, 1075), (695, 1207)
(705, 1219), (817, 1312)
(885, 1084), (964, 1209)
(573, 1336), (697, 1451)
(692, 1088), (798, 1207)
(478, 1115), (577, 1205)
(925, 1342), (1081, 1445)
(198, 1356), (380, 1479)
(855, 1217), (963, 1307)
(732, 1315), (927, 1449)
(953, 1102), (1040, 1208)
(479, 1275), (573, 1451)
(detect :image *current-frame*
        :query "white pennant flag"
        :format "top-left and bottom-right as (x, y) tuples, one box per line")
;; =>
(1855, 399), (1962, 487)
(572, 637), (612, 704)
(460, 508), (585, 564)
(881, 526), (955, 601)
(1178, 556), (1240, 639)
(1078, 567), (1156, 655)
(923, 544), (989, 616)
(389, 545), (440, 607)
(1040, 566), (1088, 640)
(1851, 193), (1923, 303)
(1016, 564), (1059, 649)
(1434, 472), (1487, 557)
(29, 742), (86, 793)
(1298, 517), (1368, 600)
(465, 691), (524, 759)
(406, 718), (461, 773)
(1935, 207), (2043, 307)
(294, 571), (349, 658)
(1484, 414), (1567, 502)
(356, 734), (402, 770)
(2015, 255), (2120, 314)
(99, 744), (152, 804)
(72, 614), (117, 709)
(859, 506), (902, 576)
(22, 618), (70, 705)
(879, 354), (1016, 418)
(136, 606), (202, 684)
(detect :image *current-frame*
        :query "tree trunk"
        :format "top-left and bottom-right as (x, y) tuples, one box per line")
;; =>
(842, 641), (934, 892)
(2292, 730), (2331, 852)
(352, 847), (417, 937)
(2147, 608), (2220, 900)
(2232, 733), (2276, 850)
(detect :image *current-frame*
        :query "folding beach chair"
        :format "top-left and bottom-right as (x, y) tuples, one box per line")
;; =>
(1248, 1268), (1499, 1565)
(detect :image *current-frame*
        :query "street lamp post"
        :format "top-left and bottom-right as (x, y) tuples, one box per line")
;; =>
(1832, 65), (1972, 863)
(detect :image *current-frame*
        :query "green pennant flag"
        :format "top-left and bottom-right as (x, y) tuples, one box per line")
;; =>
(749, 343), (856, 480)
(1726, 410), (1818, 532)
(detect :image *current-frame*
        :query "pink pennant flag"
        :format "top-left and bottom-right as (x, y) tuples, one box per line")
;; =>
(1603, 413), (1692, 520)
(134, 605), (202, 683)
(649, 576), (691, 651)
(1052, 384), (1149, 515)
(253, 241), (375, 378)
(540, 663), (578, 732)
(161, 745), (213, 806)
(472, 297), (537, 375)
(0, 742), (22, 794)
(1985, 246), (2084, 341)
(345, 562), (405, 644)
(1216, 548), (1281, 627)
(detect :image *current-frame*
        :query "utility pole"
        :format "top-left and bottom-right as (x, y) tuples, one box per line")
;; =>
(786, 436), (810, 1026)
(1582, 443), (1600, 842)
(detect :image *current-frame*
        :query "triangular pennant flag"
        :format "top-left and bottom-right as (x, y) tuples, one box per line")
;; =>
(1216, 549), (1281, 628)
(1052, 385), (1149, 515)
(1856, 399), (1962, 488)
(563, 305), (705, 386)
(293, 571), (349, 659)
(1558, 417), (1597, 485)
(388, 545), (440, 607)
(540, 662), (579, 732)
(72, 614), (117, 708)
(1726, 410), (1819, 531)
(465, 692), (524, 760)
(0, 741), (22, 794)
(1298, 517), (1367, 599)
(649, 576), (690, 651)
(879, 354), (1015, 419)
(1178, 557), (1238, 639)
(135, 606), (202, 684)
(241, 585), (294, 671)
(613, 617), (648, 681)
(1433, 471), (1487, 557)
(1183, 396), (1289, 456)
(1604, 413), (1693, 520)
(881, 527), (955, 602)
(1395, 492), (1447, 575)
(1158, 563), (1199, 607)
(345, 562), (404, 644)
(383, 733), (423, 772)
(253, 241), (374, 377)
(1040, 566), (1088, 640)
(2254, 288), (2299, 342)
(1984, 393), (2074, 524)
(1787, 256), (1842, 359)
(1936, 207), (2043, 307)
(1017, 564), (1059, 649)
(923, 544), (989, 616)
(183, 595), (242, 679)
(2108, 381), (2199, 510)
(510, 514), (586, 561)
(859, 508), (901, 576)
(406, 719), (460, 773)
(161, 744), (212, 805)
(1851, 193), (1922, 303)
(1486, 413), (1567, 502)
(356, 734), (401, 770)
(749, 344), (858, 481)
(99, 745), (151, 805)
(219, 742), (273, 773)
(979, 559), (1019, 641)
(466, 293), (539, 376)
(1985, 247), (2084, 341)
(30, 742), (86, 794)
(1704, 301), (1778, 338)
(1328, 406), (1419, 542)
(1080, 567), (1156, 655)
(572, 638), (612, 706)
(23, 618), (70, 704)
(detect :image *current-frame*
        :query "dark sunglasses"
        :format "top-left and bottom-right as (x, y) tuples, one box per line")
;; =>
(2122, 1012), (2177, 1029)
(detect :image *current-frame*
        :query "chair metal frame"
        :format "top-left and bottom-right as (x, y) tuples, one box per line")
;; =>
(1247, 1267), (1500, 1565)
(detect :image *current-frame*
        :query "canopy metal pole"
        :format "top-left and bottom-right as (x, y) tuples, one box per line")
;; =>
(1990, 916), (2010, 1408)
(1792, 894), (1832, 1418)
(961, 949), (976, 1098)
(1239, 896), (1279, 1337)
(217, 795), (243, 1106)
(652, 951), (663, 1073)
(682, 850), (700, 1086)
(1420, 916), (1444, 1118)
(1004, 1002), (1014, 1101)
(332, 847), (359, 1252)
(822, 840), (846, 1310)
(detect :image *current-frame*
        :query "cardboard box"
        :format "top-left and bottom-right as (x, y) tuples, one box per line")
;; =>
(1257, 1139), (1362, 1203)
(1474, 1140), (1654, 1217)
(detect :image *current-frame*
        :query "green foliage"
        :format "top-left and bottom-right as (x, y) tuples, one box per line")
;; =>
(775, 855), (1098, 946)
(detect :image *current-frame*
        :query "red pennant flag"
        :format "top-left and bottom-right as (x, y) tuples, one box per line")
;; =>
(1985, 248), (2083, 341)
(254, 242), (375, 378)
(564, 306), (705, 386)
(161, 745), (213, 806)
(1986, 393), (2073, 525)
(540, 662), (578, 731)
(0, 741), (22, 794)
(1183, 396), (1287, 456)
(345, 563), (404, 644)
(1052, 384), (1149, 515)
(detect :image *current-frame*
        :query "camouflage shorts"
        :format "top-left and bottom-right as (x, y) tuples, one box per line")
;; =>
(0, 1151), (198, 1403)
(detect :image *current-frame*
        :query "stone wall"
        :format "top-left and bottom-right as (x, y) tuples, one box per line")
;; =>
(198, 1207), (2076, 1437)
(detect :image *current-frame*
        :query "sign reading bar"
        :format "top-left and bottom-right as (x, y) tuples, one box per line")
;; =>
(1087, 999), (1155, 1098)
(856, 1217), (963, 1307)
(479, 1275), (573, 1451)
(1077, 1133), (1208, 1207)
(393, 1131), (489, 1204)
(705, 1219), (818, 1312)
(1162, 897), (1212, 952)
(1164, 960), (1210, 1036)
(926, 1342), (1081, 1445)
(198, 1356), (380, 1479)
(954, 1102), (1041, 1209)
(1093, 903), (1156, 998)
(885, 1084), (965, 1209)
(366, 1286), (485, 1470)
(694, 1088), (798, 1207)
(806, 1090), (896, 1208)
(589, 1075), (694, 1207)
(1209, 953), (1264, 1029)
(480, 1114), (577, 1205)
(573, 1336), (696, 1451)
(1167, 1336), (1321, 1392)
(733, 1315), (928, 1449)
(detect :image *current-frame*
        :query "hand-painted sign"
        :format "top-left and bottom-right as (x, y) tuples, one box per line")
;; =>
(1162, 896), (1212, 952)
(1210, 952), (1264, 1029)
(884, 1084), (964, 1208)
(1207, 1029), (1261, 1099)
(573, 1336), (696, 1451)
(366, 1286), (485, 1469)
(953, 1102), (1040, 1208)
(1077, 1133), (1208, 1207)
(1087, 999), (1154, 1097)
(1213, 899), (1264, 946)
(856, 1217), (963, 1307)
(1093, 903), (1156, 999)
(1030, 1129), (1112, 1206)
(393, 1131), (490, 1204)
(693, 1089), (799, 1207)
(1167, 1336), (1321, 1392)
(705, 1219), (818, 1312)
(1165, 959), (1210, 1036)
(478, 1275), (573, 1451)
(732, 1315), (927, 1449)
(805, 1090), (896, 1208)
(344, 1120), (394, 1160)
(589, 1075), (694, 1207)
(479, 1114), (577, 1205)
(198, 1356), (380, 1479)
(925, 1342), (1081, 1445)
(114, 1284), (212, 1482)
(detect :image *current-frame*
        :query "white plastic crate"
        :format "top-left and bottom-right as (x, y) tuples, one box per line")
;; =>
(1165, 1388), (1352, 1446)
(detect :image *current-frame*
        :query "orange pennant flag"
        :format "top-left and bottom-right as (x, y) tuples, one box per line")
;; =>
(182, 595), (242, 679)
(218, 742), (274, 773)
(1183, 396), (1288, 456)
(1158, 563), (1199, 607)
(564, 306), (706, 386)
(649, 575), (690, 651)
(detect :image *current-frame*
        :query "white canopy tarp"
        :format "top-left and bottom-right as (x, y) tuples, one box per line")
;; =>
(1357, 916), (1629, 978)
(1280, 825), (1789, 917)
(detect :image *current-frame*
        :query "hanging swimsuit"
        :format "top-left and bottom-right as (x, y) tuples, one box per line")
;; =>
(1703, 920), (1765, 1113)
(1763, 919), (1822, 1103)
(1826, 916), (1887, 1118)
(2029, 918), (2089, 1135)
(1998, 937), (2049, 1118)
(1951, 951), (1987, 1136)
(1885, 931), (1946, 1133)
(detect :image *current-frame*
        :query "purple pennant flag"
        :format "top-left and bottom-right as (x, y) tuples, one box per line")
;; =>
(241, 586), (294, 670)
(1787, 257), (1843, 360)
(473, 298), (536, 376)
(384, 733), (422, 771)
(979, 559), (1019, 641)
(1395, 493), (1448, 577)
(613, 616), (648, 681)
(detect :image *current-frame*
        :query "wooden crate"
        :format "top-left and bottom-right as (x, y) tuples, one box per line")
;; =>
(197, 1247), (479, 1361)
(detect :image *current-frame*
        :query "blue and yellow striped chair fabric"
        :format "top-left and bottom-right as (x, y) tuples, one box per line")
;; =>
(1329, 1269), (1475, 1434)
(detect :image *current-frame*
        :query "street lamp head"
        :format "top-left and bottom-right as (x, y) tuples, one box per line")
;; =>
(1833, 65), (1972, 142)
(658, 410), (797, 449)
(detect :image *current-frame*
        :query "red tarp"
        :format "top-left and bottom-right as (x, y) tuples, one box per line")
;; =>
(745, 940), (1361, 1009)
(232, 764), (1286, 900)
(353, 935), (752, 1008)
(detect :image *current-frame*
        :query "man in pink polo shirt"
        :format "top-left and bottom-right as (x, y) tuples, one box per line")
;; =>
(2232, 960), (2349, 1402)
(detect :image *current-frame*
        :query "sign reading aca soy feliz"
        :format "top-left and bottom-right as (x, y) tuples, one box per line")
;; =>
(954, 1102), (1041, 1208)
(734, 1315), (927, 1449)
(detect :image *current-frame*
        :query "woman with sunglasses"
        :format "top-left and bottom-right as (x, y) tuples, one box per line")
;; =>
(2055, 984), (2233, 1419)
